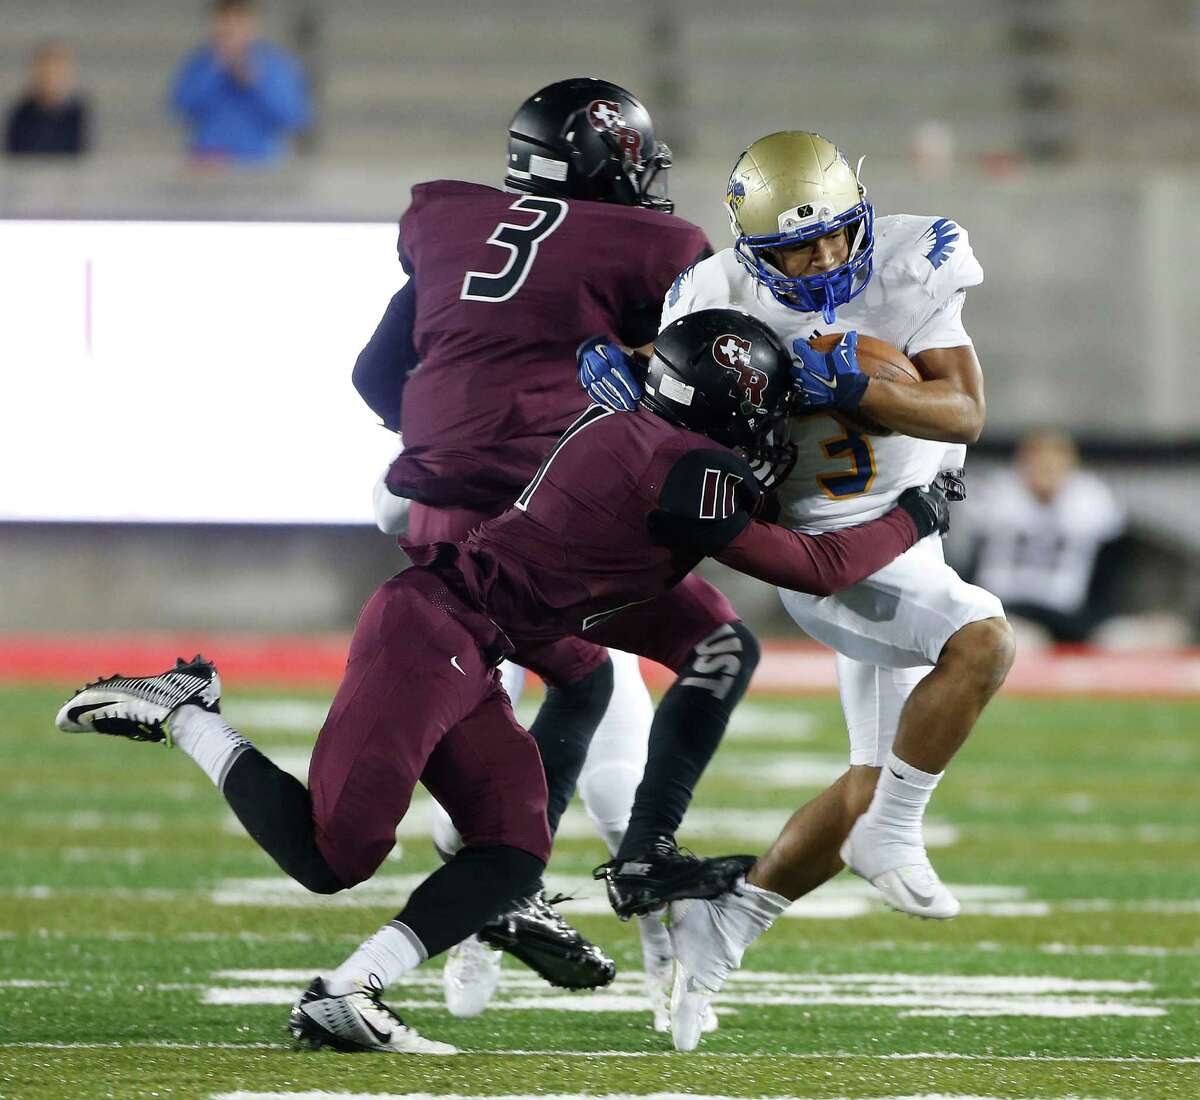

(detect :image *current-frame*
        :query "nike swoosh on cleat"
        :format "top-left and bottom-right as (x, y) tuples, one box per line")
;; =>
(893, 878), (936, 907)
(450, 655), (466, 675)
(67, 702), (120, 724)
(358, 1013), (393, 1045)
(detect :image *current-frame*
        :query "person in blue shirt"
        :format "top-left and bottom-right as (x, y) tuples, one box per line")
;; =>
(169, 0), (310, 164)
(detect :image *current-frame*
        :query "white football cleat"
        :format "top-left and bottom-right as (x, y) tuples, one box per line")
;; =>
(643, 930), (718, 1035)
(840, 815), (960, 920)
(666, 894), (752, 1052)
(670, 966), (717, 1053)
(289, 976), (457, 1054)
(442, 935), (502, 1018)
(55, 655), (221, 744)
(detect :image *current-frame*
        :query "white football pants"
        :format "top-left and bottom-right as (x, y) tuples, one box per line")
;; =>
(780, 535), (1004, 766)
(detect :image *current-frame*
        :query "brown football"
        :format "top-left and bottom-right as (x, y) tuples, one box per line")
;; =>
(806, 333), (921, 436)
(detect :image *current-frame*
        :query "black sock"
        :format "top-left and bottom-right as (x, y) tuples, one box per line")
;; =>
(221, 747), (345, 894)
(529, 657), (613, 836)
(618, 622), (760, 858)
(396, 844), (544, 958)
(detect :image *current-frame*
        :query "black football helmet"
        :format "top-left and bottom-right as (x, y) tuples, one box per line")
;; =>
(506, 77), (673, 212)
(642, 309), (795, 461)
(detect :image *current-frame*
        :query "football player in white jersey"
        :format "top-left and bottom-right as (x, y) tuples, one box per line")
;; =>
(579, 131), (1014, 1050)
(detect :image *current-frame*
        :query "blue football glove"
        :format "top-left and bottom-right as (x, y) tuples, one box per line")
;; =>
(791, 331), (869, 413)
(578, 338), (643, 412)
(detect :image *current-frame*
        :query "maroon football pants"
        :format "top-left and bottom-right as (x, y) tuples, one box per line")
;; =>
(584, 574), (740, 673)
(308, 571), (550, 887)
(407, 501), (608, 687)
(408, 502), (740, 675)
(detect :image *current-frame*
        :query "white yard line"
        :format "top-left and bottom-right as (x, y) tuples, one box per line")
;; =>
(2, 1044), (1197, 1063)
(201, 969), (1165, 1020)
(211, 1093), (1106, 1100)
(203, 875), (1019, 918)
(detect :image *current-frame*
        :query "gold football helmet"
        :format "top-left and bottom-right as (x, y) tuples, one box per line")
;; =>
(725, 131), (873, 322)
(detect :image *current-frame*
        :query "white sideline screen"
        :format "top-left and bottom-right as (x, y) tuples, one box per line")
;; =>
(1, 220), (407, 523)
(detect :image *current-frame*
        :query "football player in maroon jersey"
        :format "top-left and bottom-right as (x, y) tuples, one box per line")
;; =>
(353, 77), (717, 1023)
(56, 308), (949, 1053)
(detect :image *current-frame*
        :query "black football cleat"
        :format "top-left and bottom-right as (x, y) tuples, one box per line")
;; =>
(54, 655), (221, 744)
(594, 836), (757, 919)
(477, 889), (616, 990)
(288, 976), (457, 1055)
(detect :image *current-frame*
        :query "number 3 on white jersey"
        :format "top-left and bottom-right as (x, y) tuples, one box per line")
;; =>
(460, 196), (568, 303)
(818, 421), (877, 499)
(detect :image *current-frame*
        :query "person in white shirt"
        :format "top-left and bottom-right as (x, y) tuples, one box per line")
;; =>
(969, 429), (1125, 643)
(579, 131), (1015, 1050)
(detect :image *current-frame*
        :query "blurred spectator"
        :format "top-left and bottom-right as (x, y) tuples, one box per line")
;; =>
(169, 0), (310, 165)
(4, 42), (89, 157)
(966, 429), (1127, 644)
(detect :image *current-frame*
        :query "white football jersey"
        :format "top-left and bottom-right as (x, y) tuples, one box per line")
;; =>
(660, 214), (984, 529)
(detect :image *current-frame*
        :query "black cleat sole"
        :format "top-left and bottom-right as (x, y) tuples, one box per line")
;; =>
(602, 853), (757, 919)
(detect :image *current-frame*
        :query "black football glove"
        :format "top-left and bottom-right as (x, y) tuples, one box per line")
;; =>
(933, 466), (967, 503)
(897, 485), (951, 539)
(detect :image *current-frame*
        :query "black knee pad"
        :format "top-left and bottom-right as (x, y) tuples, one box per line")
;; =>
(678, 620), (759, 707)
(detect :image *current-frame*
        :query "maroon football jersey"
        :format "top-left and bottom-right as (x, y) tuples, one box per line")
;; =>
(406, 406), (756, 648)
(405, 405), (922, 658)
(391, 181), (710, 506)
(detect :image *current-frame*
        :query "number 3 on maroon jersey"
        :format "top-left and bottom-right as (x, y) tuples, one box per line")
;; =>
(460, 196), (569, 303)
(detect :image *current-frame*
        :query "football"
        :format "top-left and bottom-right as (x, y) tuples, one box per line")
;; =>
(806, 333), (921, 436)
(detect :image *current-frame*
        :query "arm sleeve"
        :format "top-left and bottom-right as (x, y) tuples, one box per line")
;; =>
(351, 279), (418, 430)
(906, 219), (983, 356)
(660, 248), (727, 330)
(714, 509), (919, 595)
(169, 51), (224, 116)
(245, 51), (310, 130)
(907, 289), (973, 356)
(617, 238), (712, 348)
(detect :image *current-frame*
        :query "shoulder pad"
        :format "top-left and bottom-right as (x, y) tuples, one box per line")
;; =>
(410, 179), (498, 202)
(663, 250), (740, 319)
(648, 446), (760, 556)
(874, 214), (983, 305)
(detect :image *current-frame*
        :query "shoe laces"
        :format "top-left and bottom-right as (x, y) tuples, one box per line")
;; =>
(528, 890), (574, 932)
(352, 973), (405, 1033)
(649, 836), (700, 862)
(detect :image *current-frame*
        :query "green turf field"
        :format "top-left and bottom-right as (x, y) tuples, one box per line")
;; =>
(1, 682), (1198, 1099)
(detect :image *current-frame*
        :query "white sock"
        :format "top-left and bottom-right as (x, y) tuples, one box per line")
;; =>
(679, 881), (788, 992)
(864, 751), (943, 838)
(637, 912), (672, 973)
(170, 704), (253, 789)
(326, 921), (427, 996)
(736, 880), (790, 930)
